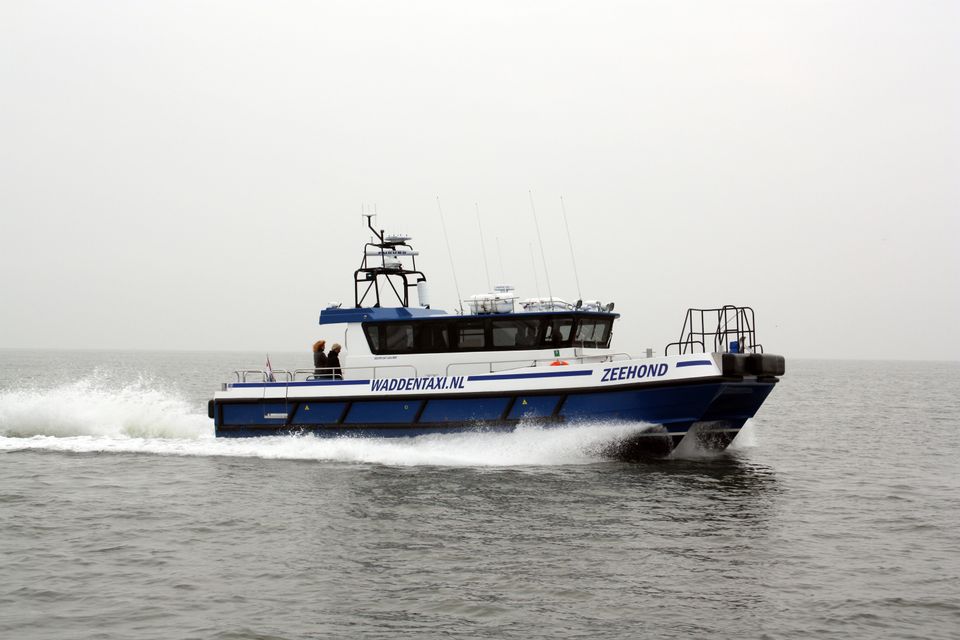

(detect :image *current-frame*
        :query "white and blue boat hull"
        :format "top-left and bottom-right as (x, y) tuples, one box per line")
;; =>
(210, 353), (783, 458)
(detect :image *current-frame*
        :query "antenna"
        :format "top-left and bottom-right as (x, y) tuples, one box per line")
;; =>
(528, 190), (554, 304)
(362, 203), (379, 239)
(496, 236), (506, 283)
(436, 196), (464, 314)
(475, 202), (492, 291)
(529, 243), (542, 298)
(559, 196), (583, 301)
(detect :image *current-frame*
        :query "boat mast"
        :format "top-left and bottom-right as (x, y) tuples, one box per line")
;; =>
(353, 213), (426, 308)
(436, 196), (464, 314)
(475, 202), (492, 291)
(528, 190), (554, 305)
(559, 196), (583, 302)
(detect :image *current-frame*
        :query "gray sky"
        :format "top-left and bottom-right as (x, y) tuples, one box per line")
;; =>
(1, 1), (957, 360)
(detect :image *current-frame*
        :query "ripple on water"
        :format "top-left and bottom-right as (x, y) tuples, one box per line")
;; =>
(0, 358), (958, 639)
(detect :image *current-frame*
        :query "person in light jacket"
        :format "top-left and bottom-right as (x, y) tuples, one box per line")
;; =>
(312, 340), (329, 378)
(327, 343), (343, 380)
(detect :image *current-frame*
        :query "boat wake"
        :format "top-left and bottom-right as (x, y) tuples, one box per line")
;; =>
(0, 379), (751, 466)
(0, 377), (210, 439)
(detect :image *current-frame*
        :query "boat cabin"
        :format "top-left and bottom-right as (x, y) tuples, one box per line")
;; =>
(361, 311), (615, 354)
(315, 217), (619, 378)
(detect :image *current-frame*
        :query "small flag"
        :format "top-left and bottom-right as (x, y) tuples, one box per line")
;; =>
(265, 354), (276, 382)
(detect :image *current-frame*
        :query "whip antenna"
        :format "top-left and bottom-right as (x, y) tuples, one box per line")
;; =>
(496, 236), (506, 283)
(528, 190), (554, 305)
(475, 202), (492, 291)
(529, 243), (542, 298)
(559, 196), (583, 301)
(436, 196), (464, 314)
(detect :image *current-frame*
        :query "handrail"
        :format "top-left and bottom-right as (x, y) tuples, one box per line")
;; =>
(228, 364), (419, 385)
(664, 340), (705, 356)
(231, 353), (662, 385)
(290, 364), (418, 381)
(292, 367), (340, 381)
(444, 352), (633, 376)
(233, 369), (294, 383)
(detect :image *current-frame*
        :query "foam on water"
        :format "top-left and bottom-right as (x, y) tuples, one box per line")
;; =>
(0, 423), (661, 466)
(0, 377), (754, 466)
(0, 377), (664, 466)
(728, 420), (757, 449)
(0, 377), (211, 439)
(667, 421), (757, 459)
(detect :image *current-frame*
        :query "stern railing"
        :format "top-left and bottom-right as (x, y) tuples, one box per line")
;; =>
(664, 305), (765, 356)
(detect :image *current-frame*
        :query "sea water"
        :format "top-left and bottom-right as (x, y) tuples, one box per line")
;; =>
(0, 350), (958, 639)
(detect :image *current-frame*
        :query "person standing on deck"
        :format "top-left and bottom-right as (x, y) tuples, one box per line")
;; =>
(312, 340), (329, 378)
(327, 343), (343, 380)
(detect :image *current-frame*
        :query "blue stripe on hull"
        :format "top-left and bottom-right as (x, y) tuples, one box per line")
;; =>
(468, 370), (592, 382)
(233, 379), (370, 388)
(676, 360), (713, 367)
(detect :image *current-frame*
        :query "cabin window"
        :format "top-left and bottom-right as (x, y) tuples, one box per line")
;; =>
(491, 318), (541, 348)
(454, 319), (486, 349)
(575, 318), (613, 348)
(384, 323), (415, 352)
(543, 318), (573, 347)
(363, 313), (611, 354)
(416, 323), (449, 351)
(364, 323), (416, 354)
(364, 325), (382, 352)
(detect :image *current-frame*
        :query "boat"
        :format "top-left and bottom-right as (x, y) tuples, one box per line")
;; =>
(208, 216), (785, 458)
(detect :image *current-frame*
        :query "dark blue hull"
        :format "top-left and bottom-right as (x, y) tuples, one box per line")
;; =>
(211, 377), (777, 457)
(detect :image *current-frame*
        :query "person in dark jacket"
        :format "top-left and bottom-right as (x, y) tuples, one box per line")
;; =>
(327, 343), (343, 380)
(312, 340), (329, 378)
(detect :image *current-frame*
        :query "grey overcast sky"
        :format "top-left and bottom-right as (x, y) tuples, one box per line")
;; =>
(1, 1), (957, 360)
